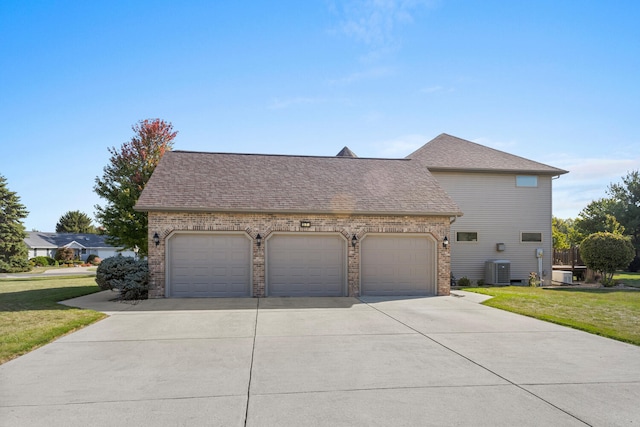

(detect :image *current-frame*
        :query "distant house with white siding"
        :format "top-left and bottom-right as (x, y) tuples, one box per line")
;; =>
(408, 134), (568, 285)
(24, 232), (136, 261)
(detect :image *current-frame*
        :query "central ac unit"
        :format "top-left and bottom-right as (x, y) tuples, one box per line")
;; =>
(485, 260), (511, 285)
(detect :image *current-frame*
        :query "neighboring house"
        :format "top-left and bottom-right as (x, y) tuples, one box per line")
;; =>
(408, 134), (568, 285)
(24, 232), (136, 261)
(135, 151), (462, 298)
(135, 133), (567, 298)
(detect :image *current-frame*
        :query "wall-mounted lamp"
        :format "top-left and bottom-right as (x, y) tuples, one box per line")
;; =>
(351, 234), (358, 248)
(153, 232), (160, 247)
(256, 234), (262, 247)
(443, 236), (449, 248)
(300, 220), (311, 228)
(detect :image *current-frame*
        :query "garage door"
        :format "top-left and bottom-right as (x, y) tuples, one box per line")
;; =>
(267, 234), (345, 296)
(361, 234), (435, 296)
(169, 233), (251, 297)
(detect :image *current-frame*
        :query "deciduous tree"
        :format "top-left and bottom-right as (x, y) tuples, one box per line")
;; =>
(0, 175), (30, 272)
(607, 170), (640, 253)
(574, 198), (625, 238)
(56, 210), (96, 233)
(94, 119), (177, 256)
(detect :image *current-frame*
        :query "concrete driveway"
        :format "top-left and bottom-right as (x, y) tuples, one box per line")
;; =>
(1, 291), (639, 426)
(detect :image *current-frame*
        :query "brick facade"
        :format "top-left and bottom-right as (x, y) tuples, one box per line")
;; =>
(148, 211), (452, 298)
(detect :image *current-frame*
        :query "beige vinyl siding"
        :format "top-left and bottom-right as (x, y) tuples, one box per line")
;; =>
(432, 172), (553, 284)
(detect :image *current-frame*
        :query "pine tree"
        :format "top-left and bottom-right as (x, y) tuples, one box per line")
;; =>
(56, 210), (96, 233)
(0, 175), (30, 272)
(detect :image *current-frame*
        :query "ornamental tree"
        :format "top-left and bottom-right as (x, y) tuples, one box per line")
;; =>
(94, 119), (177, 257)
(580, 232), (634, 286)
(0, 175), (30, 272)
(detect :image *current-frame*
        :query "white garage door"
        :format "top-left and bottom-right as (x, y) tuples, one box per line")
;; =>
(361, 234), (435, 296)
(169, 233), (251, 297)
(267, 234), (345, 297)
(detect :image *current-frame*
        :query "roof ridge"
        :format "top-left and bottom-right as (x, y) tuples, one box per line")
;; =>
(170, 150), (408, 161)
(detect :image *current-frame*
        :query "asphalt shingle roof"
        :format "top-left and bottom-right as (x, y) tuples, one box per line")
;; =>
(135, 151), (462, 216)
(24, 232), (115, 249)
(407, 133), (568, 175)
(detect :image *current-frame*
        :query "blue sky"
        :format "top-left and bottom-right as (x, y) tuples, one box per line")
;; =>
(1, 0), (639, 232)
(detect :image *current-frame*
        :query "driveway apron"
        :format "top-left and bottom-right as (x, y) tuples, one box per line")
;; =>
(0, 290), (639, 426)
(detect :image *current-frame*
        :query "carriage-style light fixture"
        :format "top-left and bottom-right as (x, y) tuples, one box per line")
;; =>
(443, 236), (449, 248)
(351, 234), (358, 248)
(153, 232), (160, 247)
(256, 234), (262, 247)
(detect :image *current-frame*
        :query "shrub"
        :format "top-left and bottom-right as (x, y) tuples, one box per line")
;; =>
(457, 276), (471, 287)
(476, 279), (485, 287)
(29, 256), (56, 267)
(581, 232), (635, 285)
(86, 254), (101, 265)
(95, 255), (149, 300)
(54, 247), (75, 262)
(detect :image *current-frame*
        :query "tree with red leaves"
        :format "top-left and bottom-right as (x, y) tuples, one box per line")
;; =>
(94, 119), (177, 256)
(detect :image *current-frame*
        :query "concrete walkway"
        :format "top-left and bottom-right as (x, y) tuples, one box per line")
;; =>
(1, 291), (639, 426)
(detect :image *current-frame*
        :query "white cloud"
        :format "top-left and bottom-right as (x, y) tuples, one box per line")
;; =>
(332, 0), (436, 47)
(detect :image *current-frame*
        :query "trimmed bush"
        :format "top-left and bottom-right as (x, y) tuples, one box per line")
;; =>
(29, 256), (56, 267)
(581, 232), (635, 286)
(54, 247), (75, 262)
(95, 255), (148, 300)
(86, 254), (101, 265)
(457, 276), (471, 287)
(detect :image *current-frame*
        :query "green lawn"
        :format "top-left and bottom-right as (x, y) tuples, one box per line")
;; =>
(0, 276), (105, 364)
(613, 271), (640, 288)
(464, 286), (640, 345)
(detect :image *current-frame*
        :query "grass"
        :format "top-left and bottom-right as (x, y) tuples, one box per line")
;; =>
(463, 286), (640, 346)
(0, 276), (105, 364)
(613, 271), (640, 288)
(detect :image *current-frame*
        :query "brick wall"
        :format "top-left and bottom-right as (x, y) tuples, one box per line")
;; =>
(148, 211), (452, 298)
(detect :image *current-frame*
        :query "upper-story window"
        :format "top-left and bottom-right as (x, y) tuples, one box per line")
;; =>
(516, 175), (538, 187)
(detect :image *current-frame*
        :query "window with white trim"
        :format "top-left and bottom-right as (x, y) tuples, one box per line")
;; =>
(516, 175), (538, 187)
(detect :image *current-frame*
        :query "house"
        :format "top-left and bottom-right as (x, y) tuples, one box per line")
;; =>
(24, 232), (136, 261)
(135, 133), (567, 298)
(135, 150), (462, 298)
(408, 134), (568, 285)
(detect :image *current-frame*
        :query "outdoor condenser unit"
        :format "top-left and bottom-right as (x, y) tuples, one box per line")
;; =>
(485, 260), (511, 285)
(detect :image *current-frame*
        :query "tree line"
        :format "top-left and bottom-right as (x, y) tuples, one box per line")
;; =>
(553, 171), (640, 273)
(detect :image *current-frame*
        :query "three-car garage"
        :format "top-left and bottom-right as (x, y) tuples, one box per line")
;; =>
(167, 232), (436, 298)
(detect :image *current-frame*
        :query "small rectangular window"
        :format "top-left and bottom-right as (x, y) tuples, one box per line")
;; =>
(521, 232), (542, 242)
(457, 232), (478, 242)
(516, 175), (538, 187)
